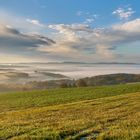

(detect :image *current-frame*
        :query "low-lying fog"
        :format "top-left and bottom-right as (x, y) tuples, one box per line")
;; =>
(0, 63), (140, 84)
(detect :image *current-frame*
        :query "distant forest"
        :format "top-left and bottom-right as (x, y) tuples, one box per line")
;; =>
(0, 73), (140, 92)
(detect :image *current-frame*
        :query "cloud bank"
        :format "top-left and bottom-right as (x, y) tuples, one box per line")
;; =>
(37, 19), (140, 62)
(0, 10), (140, 63)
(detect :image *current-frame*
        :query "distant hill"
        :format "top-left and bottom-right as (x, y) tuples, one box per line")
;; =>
(17, 62), (140, 65)
(79, 73), (140, 86)
(62, 61), (140, 65)
(0, 73), (140, 92)
(27, 73), (140, 89)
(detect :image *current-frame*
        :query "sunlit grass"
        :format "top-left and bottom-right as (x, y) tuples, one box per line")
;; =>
(0, 83), (140, 139)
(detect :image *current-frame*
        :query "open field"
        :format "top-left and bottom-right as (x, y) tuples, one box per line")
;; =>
(0, 84), (140, 139)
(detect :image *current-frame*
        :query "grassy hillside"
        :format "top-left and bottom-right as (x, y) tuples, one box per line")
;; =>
(0, 83), (140, 139)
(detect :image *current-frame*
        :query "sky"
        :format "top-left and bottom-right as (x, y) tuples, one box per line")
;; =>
(0, 0), (140, 63)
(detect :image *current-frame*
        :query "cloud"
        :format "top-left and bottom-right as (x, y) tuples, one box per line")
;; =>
(0, 53), (35, 63)
(0, 10), (55, 54)
(0, 10), (46, 33)
(37, 19), (140, 62)
(76, 11), (98, 24)
(0, 10), (56, 62)
(113, 18), (140, 32)
(0, 9), (140, 63)
(0, 25), (55, 56)
(26, 19), (45, 27)
(40, 24), (115, 59)
(84, 18), (95, 24)
(112, 7), (135, 20)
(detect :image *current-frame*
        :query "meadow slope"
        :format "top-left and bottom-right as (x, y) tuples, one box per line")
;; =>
(0, 84), (140, 140)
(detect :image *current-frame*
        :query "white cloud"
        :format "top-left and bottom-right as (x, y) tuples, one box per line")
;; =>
(113, 18), (140, 32)
(42, 24), (115, 59)
(26, 19), (44, 27)
(0, 10), (46, 33)
(84, 18), (95, 24)
(0, 9), (140, 63)
(76, 11), (98, 24)
(113, 7), (135, 20)
(40, 19), (140, 61)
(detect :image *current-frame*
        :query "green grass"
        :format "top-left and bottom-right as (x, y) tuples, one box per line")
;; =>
(0, 83), (140, 139)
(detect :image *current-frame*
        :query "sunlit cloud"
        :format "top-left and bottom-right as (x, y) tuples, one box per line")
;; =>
(38, 19), (140, 61)
(113, 7), (135, 20)
(0, 9), (140, 63)
(26, 19), (45, 27)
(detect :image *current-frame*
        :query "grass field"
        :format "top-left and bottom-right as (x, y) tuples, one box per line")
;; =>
(0, 84), (140, 140)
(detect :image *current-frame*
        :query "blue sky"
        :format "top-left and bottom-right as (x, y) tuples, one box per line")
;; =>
(0, 0), (140, 63)
(0, 0), (139, 25)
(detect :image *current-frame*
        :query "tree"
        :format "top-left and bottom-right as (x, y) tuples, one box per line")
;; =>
(75, 79), (87, 87)
(59, 81), (68, 88)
